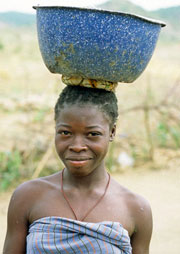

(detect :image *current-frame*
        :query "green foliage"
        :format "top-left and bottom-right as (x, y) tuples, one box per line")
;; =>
(0, 41), (4, 50)
(129, 144), (139, 162)
(157, 122), (169, 147)
(156, 122), (180, 149)
(169, 126), (180, 148)
(33, 107), (51, 122)
(0, 150), (22, 191)
(105, 142), (116, 172)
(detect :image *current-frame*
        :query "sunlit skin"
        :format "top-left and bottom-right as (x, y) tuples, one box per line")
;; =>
(3, 103), (152, 254)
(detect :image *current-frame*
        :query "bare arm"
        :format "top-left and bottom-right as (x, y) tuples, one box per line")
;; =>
(131, 196), (153, 254)
(3, 185), (30, 254)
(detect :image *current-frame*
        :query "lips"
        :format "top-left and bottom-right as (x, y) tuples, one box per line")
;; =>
(66, 157), (92, 161)
(66, 157), (92, 167)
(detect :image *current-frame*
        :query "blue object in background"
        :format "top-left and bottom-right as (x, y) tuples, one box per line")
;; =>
(34, 6), (165, 83)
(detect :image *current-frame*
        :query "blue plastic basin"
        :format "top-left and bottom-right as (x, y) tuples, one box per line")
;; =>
(34, 6), (165, 83)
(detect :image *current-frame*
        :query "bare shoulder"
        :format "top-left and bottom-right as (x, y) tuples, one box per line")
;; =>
(112, 178), (152, 214)
(7, 171), (61, 224)
(111, 177), (152, 231)
(9, 172), (61, 215)
(124, 186), (152, 217)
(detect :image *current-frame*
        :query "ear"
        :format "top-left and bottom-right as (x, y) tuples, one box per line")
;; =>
(109, 124), (116, 142)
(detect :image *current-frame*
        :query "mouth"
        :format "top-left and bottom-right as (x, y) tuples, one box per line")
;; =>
(66, 157), (92, 161)
(66, 157), (92, 167)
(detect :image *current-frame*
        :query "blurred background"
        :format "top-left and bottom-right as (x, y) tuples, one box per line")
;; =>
(0, 0), (180, 253)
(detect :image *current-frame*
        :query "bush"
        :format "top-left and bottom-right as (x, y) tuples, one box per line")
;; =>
(0, 42), (4, 50)
(0, 150), (22, 191)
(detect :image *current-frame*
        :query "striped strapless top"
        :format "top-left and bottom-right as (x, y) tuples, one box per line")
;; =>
(26, 216), (132, 254)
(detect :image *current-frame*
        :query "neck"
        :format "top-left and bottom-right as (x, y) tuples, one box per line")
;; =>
(62, 166), (108, 190)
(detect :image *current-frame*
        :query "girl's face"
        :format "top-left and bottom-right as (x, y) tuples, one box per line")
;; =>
(55, 104), (116, 177)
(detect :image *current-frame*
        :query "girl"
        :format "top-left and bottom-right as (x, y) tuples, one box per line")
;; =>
(3, 85), (152, 254)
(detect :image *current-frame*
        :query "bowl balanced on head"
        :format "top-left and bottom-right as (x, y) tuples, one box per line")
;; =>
(3, 5), (165, 254)
(34, 5), (165, 86)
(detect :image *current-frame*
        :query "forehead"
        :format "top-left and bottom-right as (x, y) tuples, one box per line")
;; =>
(56, 104), (109, 126)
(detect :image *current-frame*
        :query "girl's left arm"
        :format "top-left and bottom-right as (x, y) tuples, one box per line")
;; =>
(130, 196), (153, 254)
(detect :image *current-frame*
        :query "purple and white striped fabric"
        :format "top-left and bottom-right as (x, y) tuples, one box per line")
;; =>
(26, 216), (132, 254)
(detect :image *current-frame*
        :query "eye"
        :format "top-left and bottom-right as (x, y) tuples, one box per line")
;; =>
(58, 130), (71, 136)
(87, 132), (101, 137)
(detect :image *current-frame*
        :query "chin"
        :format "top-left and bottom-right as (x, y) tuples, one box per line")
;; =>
(65, 164), (93, 177)
(71, 168), (92, 177)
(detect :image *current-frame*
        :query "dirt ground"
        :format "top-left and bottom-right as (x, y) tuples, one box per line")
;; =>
(1, 165), (180, 254)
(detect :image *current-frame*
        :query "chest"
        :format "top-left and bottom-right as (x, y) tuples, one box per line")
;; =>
(29, 189), (135, 236)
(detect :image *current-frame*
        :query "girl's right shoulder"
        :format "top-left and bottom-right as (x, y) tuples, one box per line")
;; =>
(10, 177), (53, 208)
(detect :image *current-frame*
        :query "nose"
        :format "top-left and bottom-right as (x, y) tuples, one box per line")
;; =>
(69, 136), (88, 153)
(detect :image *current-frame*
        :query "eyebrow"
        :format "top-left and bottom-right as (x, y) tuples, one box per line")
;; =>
(56, 124), (103, 129)
(85, 125), (103, 129)
(56, 124), (71, 128)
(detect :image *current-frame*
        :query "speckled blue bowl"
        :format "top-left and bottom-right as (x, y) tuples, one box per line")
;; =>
(33, 6), (165, 83)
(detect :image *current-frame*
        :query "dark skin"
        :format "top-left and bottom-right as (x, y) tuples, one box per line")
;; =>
(3, 104), (152, 254)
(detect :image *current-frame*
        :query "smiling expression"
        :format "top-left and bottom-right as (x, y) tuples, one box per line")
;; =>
(55, 104), (116, 176)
